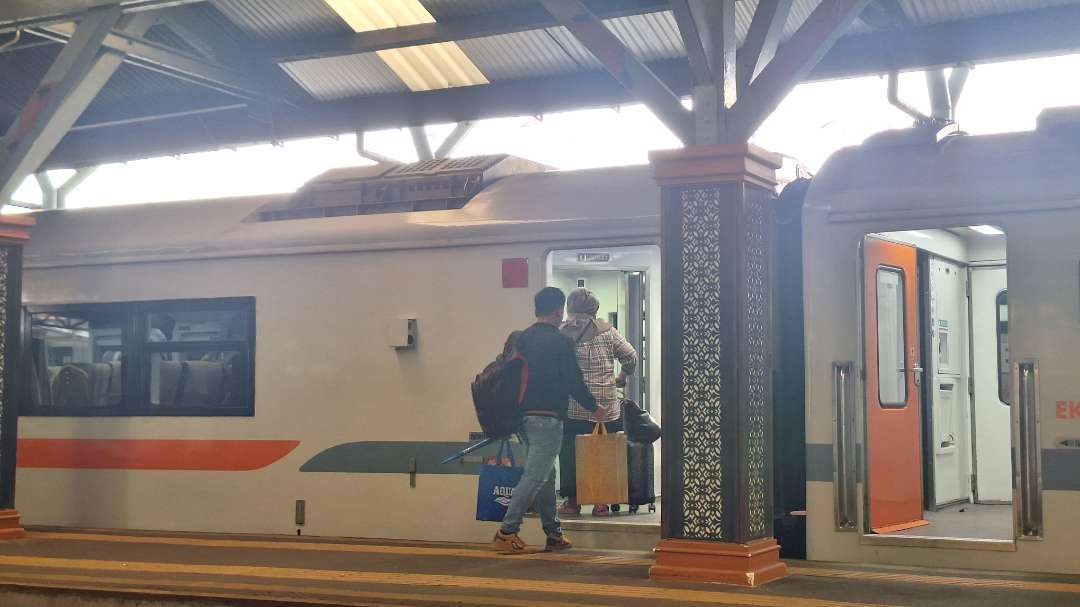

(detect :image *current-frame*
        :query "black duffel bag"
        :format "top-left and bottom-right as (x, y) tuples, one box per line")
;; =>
(622, 399), (661, 444)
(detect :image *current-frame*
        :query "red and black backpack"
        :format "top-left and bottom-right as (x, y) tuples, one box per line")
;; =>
(471, 331), (528, 439)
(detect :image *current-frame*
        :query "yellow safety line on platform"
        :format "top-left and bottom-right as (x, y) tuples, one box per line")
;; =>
(27, 531), (1080, 595)
(0, 554), (891, 607)
(792, 566), (1080, 595)
(30, 531), (654, 567)
(0, 571), (599, 607)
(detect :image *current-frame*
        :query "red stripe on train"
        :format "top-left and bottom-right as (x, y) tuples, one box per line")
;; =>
(16, 439), (300, 471)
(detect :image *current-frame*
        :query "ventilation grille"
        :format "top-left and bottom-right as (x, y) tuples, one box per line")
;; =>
(256, 154), (549, 222)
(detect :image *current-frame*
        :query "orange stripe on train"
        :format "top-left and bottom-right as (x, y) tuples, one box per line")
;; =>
(16, 439), (300, 471)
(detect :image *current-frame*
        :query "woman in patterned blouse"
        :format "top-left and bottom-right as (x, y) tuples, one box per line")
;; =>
(557, 287), (639, 516)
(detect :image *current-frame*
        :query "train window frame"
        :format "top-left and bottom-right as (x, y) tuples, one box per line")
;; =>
(875, 266), (908, 409)
(996, 289), (1010, 406)
(24, 297), (255, 417)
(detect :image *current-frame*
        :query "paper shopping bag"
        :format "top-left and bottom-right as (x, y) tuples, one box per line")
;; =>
(575, 423), (629, 506)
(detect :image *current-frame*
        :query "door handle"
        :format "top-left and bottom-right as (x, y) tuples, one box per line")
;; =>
(912, 365), (924, 386)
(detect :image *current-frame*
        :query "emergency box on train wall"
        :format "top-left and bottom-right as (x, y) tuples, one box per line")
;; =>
(387, 318), (417, 349)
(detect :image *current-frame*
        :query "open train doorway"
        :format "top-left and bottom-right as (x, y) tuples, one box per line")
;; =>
(863, 228), (1012, 542)
(546, 245), (662, 519)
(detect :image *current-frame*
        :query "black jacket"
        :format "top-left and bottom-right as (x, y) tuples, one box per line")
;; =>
(516, 322), (597, 418)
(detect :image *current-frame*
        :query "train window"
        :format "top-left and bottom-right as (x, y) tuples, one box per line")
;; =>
(997, 290), (1010, 405)
(29, 311), (126, 409)
(876, 267), (907, 407)
(26, 297), (254, 417)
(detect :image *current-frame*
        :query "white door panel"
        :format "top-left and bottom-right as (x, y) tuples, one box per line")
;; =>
(970, 266), (1011, 503)
(928, 257), (971, 506)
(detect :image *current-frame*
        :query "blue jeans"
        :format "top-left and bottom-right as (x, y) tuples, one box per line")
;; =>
(500, 416), (564, 537)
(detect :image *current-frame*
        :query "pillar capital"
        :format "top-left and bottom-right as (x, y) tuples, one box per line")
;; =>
(649, 144), (782, 189)
(0, 216), (35, 245)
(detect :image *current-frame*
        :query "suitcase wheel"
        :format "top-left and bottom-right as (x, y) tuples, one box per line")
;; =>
(629, 505), (639, 514)
(648, 503), (657, 513)
(611, 504), (621, 513)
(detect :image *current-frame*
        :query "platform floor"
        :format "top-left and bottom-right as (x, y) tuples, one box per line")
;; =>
(893, 503), (1013, 540)
(1, 527), (1078, 607)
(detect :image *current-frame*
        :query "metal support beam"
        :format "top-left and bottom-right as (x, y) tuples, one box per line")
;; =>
(34, 173), (57, 209)
(727, 0), (870, 142)
(738, 0), (795, 90)
(685, 0), (736, 145)
(435, 121), (474, 159)
(670, 0), (712, 85)
(540, 0), (694, 144)
(159, 5), (307, 104)
(56, 165), (97, 208)
(44, 59), (694, 169)
(33, 21), (267, 99)
(0, 5), (132, 203)
(0, 0), (203, 32)
(410, 127), (434, 162)
(273, 0), (667, 63)
(810, 5), (1080, 80)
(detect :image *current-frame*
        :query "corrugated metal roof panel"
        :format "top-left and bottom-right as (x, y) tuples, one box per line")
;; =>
(784, 0), (823, 39)
(901, 0), (1078, 25)
(462, 11), (691, 83)
(211, 0), (349, 39)
(420, 0), (531, 20)
(281, 53), (408, 99)
(458, 28), (588, 80)
(606, 11), (684, 61)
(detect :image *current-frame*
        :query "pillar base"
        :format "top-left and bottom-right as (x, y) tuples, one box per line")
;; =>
(650, 538), (788, 587)
(0, 510), (26, 540)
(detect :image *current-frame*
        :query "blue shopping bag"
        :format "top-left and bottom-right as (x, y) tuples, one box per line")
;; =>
(475, 440), (523, 522)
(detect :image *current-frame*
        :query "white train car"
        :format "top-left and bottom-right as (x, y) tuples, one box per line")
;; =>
(14, 106), (1080, 575)
(15, 156), (663, 546)
(802, 108), (1080, 573)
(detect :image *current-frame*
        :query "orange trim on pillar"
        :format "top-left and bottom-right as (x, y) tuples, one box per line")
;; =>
(0, 509), (26, 540)
(650, 538), (788, 587)
(649, 144), (782, 189)
(0, 216), (34, 244)
(17, 439), (300, 471)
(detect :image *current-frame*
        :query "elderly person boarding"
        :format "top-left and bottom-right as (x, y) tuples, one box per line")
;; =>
(557, 287), (639, 516)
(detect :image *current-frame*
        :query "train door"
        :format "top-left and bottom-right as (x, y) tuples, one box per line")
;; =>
(864, 237), (928, 533)
(970, 266), (1011, 503)
(547, 245), (663, 503)
(922, 256), (972, 509)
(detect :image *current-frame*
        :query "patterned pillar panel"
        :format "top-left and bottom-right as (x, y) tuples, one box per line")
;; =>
(660, 181), (775, 544)
(0, 246), (18, 511)
(736, 184), (775, 543)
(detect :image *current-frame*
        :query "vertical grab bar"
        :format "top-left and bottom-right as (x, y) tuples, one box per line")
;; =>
(833, 362), (858, 530)
(1016, 360), (1043, 538)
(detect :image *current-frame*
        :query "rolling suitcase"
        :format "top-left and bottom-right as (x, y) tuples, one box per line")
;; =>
(626, 440), (656, 513)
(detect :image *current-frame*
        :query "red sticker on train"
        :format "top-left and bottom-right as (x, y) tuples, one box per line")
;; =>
(1055, 401), (1080, 419)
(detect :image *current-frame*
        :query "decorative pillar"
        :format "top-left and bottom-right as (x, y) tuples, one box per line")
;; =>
(0, 216), (34, 540)
(649, 145), (786, 587)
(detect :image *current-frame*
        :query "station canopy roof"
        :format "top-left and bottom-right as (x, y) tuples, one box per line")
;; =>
(2, 0), (1080, 171)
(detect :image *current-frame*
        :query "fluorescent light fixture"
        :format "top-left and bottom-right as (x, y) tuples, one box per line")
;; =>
(969, 225), (1004, 235)
(323, 0), (489, 92)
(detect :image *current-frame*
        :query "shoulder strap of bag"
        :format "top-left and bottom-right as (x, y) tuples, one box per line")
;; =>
(574, 320), (593, 344)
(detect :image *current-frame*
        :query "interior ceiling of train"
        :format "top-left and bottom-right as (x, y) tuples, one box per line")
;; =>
(1, 1), (1079, 177)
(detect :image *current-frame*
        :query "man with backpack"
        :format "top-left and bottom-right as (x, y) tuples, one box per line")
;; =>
(493, 287), (597, 554)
